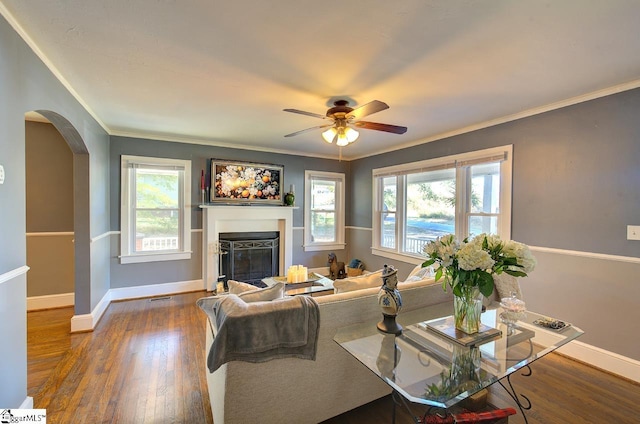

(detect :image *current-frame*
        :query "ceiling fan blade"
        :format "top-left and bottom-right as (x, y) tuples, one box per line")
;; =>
(283, 108), (327, 120)
(284, 124), (333, 137)
(354, 121), (408, 134)
(346, 100), (389, 120)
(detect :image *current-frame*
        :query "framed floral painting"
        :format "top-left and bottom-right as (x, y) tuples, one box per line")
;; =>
(211, 160), (283, 204)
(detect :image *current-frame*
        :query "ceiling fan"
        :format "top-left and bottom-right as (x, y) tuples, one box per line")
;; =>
(283, 100), (407, 147)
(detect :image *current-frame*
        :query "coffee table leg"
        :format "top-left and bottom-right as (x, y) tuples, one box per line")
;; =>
(498, 364), (533, 424)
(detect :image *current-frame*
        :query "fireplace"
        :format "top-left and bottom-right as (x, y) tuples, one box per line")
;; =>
(219, 231), (279, 287)
(201, 205), (293, 291)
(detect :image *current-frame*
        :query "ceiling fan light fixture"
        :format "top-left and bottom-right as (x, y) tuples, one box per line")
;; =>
(322, 127), (337, 143)
(344, 126), (359, 143)
(335, 126), (359, 147)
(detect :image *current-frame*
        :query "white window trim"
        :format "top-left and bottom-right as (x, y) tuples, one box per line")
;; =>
(303, 170), (346, 252)
(372, 145), (512, 262)
(120, 155), (192, 264)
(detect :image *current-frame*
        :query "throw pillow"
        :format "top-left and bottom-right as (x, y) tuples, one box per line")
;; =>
(407, 264), (433, 280)
(332, 269), (384, 294)
(228, 280), (260, 294)
(238, 282), (285, 303)
(493, 273), (523, 300)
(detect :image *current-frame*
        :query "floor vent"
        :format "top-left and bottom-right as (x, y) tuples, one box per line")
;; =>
(149, 296), (172, 302)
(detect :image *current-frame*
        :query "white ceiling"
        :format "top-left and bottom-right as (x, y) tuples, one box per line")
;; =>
(3, 0), (640, 160)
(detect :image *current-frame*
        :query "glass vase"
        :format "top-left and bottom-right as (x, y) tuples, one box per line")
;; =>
(453, 286), (483, 334)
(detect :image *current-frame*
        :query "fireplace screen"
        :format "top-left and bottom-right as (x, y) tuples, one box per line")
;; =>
(219, 232), (280, 287)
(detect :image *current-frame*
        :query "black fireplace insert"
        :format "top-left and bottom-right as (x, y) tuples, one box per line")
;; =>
(219, 231), (279, 288)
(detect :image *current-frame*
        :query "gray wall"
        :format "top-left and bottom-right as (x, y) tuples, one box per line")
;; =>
(26, 121), (74, 231)
(349, 89), (640, 360)
(109, 136), (350, 287)
(0, 15), (110, 407)
(26, 121), (75, 297)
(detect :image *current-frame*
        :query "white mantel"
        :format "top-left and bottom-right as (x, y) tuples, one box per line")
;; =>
(200, 205), (294, 291)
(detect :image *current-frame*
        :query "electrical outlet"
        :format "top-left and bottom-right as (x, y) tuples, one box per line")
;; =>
(0, 165), (4, 184)
(628, 225), (640, 241)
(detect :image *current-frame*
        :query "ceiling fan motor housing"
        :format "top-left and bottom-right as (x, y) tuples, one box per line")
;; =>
(326, 100), (353, 119)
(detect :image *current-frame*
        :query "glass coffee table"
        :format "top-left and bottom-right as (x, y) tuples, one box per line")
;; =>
(262, 272), (335, 296)
(334, 302), (583, 423)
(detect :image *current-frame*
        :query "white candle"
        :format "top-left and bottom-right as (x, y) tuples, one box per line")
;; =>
(290, 184), (295, 194)
(287, 266), (294, 283)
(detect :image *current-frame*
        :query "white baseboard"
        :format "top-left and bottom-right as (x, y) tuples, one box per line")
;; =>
(27, 292), (74, 311)
(20, 396), (34, 409)
(556, 339), (640, 383)
(71, 279), (204, 333)
(520, 322), (640, 383)
(109, 279), (203, 301)
(71, 292), (110, 333)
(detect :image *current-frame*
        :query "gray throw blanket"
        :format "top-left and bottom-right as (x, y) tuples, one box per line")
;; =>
(197, 294), (320, 373)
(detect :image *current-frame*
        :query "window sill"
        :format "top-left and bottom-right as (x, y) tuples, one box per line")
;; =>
(303, 242), (346, 252)
(119, 251), (192, 264)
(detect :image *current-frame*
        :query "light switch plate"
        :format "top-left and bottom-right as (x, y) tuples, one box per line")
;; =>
(627, 225), (640, 241)
(0, 165), (4, 184)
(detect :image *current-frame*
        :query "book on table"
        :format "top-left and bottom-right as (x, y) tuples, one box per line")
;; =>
(420, 316), (502, 347)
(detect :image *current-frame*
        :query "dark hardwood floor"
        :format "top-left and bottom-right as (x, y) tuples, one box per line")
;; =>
(28, 291), (640, 423)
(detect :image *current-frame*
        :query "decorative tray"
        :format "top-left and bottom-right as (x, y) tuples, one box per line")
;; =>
(533, 317), (572, 332)
(272, 272), (324, 285)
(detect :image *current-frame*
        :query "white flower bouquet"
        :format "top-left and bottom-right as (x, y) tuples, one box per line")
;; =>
(422, 233), (536, 333)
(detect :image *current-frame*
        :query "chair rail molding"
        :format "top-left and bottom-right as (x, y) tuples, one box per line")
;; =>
(0, 266), (30, 285)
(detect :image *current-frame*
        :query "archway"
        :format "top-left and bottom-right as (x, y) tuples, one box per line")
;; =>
(26, 110), (90, 317)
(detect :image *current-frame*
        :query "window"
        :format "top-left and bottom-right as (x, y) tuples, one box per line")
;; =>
(120, 155), (192, 264)
(304, 170), (345, 251)
(372, 146), (512, 261)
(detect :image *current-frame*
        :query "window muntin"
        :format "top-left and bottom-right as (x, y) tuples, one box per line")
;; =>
(121, 156), (191, 263)
(304, 171), (345, 251)
(372, 146), (512, 261)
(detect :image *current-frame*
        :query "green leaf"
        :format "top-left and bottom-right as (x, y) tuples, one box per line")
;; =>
(435, 267), (443, 282)
(505, 270), (527, 277)
(502, 257), (519, 266)
(478, 271), (494, 297)
(422, 259), (435, 267)
(458, 269), (468, 284)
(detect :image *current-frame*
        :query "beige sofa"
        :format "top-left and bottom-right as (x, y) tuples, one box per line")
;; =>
(202, 268), (453, 424)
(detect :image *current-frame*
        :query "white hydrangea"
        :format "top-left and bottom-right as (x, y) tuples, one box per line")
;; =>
(503, 240), (537, 273)
(480, 233), (503, 250)
(457, 241), (495, 271)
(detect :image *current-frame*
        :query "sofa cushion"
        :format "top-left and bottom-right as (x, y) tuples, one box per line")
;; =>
(228, 280), (260, 294)
(332, 269), (383, 294)
(238, 282), (285, 302)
